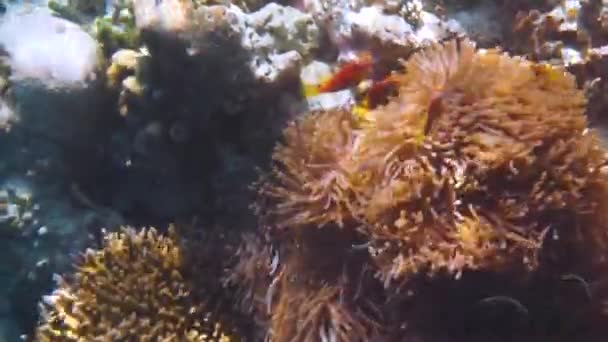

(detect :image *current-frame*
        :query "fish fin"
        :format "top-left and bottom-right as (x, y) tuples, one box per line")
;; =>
(355, 50), (374, 64)
(416, 112), (429, 145)
(416, 131), (426, 145)
(302, 73), (336, 97)
(353, 104), (369, 121)
(302, 82), (321, 98)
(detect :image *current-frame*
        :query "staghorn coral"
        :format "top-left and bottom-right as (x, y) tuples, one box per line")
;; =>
(35, 227), (239, 341)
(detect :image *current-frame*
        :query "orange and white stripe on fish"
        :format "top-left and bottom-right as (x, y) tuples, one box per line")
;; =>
(302, 51), (375, 98)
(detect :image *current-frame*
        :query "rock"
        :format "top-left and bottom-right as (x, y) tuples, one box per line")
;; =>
(133, 0), (194, 33)
(305, 89), (354, 111)
(0, 7), (99, 85)
(317, 5), (461, 62)
(133, 0), (320, 83)
(0, 7), (105, 144)
(443, 0), (501, 46)
(344, 6), (416, 47)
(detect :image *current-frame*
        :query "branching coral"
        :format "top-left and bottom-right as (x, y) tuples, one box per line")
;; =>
(35, 227), (240, 341)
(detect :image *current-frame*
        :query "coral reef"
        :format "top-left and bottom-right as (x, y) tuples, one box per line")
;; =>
(313, 3), (461, 63)
(0, 129), (124, 341)
(36, 227), (240, 341)
(0, 6), (106, 148)
(89, 0), (324, 228)
(258, 38), (607, 280)
(0, 0), (607, 340)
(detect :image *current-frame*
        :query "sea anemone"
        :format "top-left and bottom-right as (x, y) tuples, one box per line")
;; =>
(356, 38), (608, 284)
(222, 232), (273, 334)
(254, 109), (366, 231)
(269, 281), (379, 342)
(36, 227), (239, 341)
(251, 37), (608, 340)
(263, 228), (383, 342)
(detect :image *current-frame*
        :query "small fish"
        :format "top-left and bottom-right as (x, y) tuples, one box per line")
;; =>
(424, 91), (445, 135)
(350, 75), (400, 123)
(302, 52), (374, 98)
(531, 63), (564, 82)
(352, 104), (371, 124)
(364, 74), (400, 109)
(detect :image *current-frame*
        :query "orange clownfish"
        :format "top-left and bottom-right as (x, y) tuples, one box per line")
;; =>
(303, 52), (374, 97)
(352, 74), (401, 123)
(363, 74), (400, 109)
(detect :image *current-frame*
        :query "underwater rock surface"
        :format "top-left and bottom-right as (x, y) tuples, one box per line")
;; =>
(0, 8), (98, 85)
(134, 0), (320, 83)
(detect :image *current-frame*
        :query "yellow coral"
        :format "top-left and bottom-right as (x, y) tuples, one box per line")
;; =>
(36, 227), (239, 341)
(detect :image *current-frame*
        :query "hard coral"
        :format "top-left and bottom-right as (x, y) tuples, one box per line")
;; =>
(36, 227), (239, 341)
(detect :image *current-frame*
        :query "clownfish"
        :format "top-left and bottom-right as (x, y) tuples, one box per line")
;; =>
(302, 52), (375, 98)
(301, 52), (404, 126)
